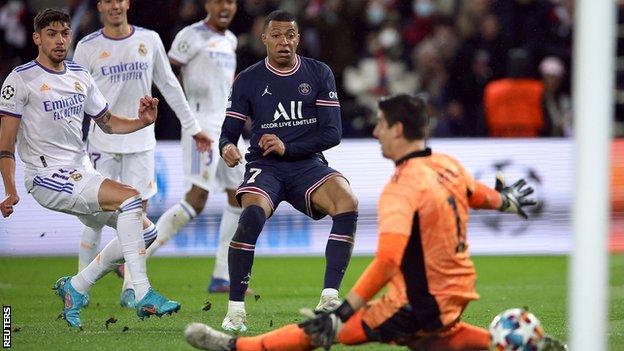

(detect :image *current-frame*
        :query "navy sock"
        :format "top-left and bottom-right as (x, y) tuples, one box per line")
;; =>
(324, 211), (358, 290)
(228, 205), (266, 301)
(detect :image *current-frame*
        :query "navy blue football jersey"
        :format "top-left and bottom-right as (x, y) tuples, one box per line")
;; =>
(219, 55), (342, 162)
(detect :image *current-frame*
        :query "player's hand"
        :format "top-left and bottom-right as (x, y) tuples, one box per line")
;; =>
(192, 131), (212, 152)
(495, 172), (537, 219)
(298, 309), (342, 350)
(259, 134), (285, 156)
(1, 193), (19, 218)
(221, 143), (242, 167)
(138, 96), (159, 126)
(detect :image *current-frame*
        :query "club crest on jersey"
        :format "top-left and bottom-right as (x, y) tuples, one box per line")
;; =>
(138, 44), (148, 56)
(70, 172), (83, 182)
(298, 83), (311, 96)
(74, 82), (84, 94)
(1, 85), (15, 100)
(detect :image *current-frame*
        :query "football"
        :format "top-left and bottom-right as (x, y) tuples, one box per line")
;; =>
(489, 308), (544, 351)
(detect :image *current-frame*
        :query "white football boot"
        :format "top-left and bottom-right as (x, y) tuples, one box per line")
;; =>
(221, 308), (248, 333)
(185, 323), (234, 350)
(315, 288), (342, 312)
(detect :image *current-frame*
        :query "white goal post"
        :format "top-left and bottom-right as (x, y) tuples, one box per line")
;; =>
(570, 0), (616, 350)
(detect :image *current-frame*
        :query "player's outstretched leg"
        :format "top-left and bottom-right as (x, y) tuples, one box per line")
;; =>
(310, 177), (358, 312)
(209, 189), (243, 293)
(120, 222), (158, 308)
(222, 198), (269, 332)
(317, 210), (358, 312)
(185, 323), (314, 351)
(114, 195), (180, 319)
(150, 198), (198, 255)
(55, 212), (123, 328)
(78, 226), (102, 272)
(53, 276), (89, 328)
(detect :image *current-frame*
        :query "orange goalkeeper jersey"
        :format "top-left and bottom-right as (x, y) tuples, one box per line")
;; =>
(352, 148), (502, 331)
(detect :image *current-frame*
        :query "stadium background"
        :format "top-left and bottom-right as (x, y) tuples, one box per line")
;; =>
(1, 0), (623, 255)
(0, 1), (623, 350)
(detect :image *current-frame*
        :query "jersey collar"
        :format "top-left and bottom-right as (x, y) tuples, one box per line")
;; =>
(35, 60), (67, 75)
(203, 21), (226, 36)
(101, 25), (135, 41)
(395, 147), (432, 166)
(265, 55), (300, 77)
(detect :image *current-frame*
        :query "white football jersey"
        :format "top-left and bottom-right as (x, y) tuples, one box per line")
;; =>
(73, 26), (201, 153)
(0, 60), (108, 170)
(168, 21), (237, 133)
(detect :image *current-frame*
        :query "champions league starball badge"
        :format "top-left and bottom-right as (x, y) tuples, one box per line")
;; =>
(1, 85), (15, 100)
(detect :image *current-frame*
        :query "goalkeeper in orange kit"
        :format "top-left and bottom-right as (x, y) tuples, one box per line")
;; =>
(183, 93), (537, 351)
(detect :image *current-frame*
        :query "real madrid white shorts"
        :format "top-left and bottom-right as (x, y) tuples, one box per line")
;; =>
(181, 130), (245, 193)
(87, 144), (157, 199)
(25, 164), (105, 217)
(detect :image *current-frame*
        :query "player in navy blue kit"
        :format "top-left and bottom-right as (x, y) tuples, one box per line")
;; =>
(218, 10), (358, 332)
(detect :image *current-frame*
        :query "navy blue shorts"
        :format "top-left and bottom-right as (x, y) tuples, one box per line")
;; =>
(236, 158), (345, 220)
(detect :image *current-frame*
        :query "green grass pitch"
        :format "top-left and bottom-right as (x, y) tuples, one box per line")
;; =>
(0, 255), (622, 350)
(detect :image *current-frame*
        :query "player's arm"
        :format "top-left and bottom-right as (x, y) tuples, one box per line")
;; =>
(468, 181), (503, 210)
(168, 58), (184, 82)
(93, 96), (159, 134)
(219, 114), (245, 167)
(344, 187), (414, 307)
(466, 166), (536, 218)
(219, 75), (249, 167)
(0, 72), (26, 217)
(0, 115), (20, 217)
(153, 34), (210, 151)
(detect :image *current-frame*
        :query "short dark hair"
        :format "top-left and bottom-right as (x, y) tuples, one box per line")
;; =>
(263, 10), (297, 31)
(34, 8), (71, 32)
(378, 93), (429, 140)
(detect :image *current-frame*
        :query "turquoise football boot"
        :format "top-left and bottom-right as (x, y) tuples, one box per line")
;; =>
(120, 288), (136, 309)
(53, 276), (89, 328)
(135, 288), (181, 320)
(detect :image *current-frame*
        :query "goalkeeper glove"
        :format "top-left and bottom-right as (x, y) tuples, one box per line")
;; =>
(298, 301), (356, 350)
(495, 172), (537, 219)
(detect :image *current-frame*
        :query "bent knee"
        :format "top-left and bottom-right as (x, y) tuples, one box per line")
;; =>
(335, 190), (358, 213)
(121, 186), (140, 200)
(185, 186), (209, 213)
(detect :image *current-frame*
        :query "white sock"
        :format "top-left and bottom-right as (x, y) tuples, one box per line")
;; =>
(117, 195), (150, 301)
(321, 288), (339, 297)
(72, 237), (123, 294)
(122, 223), (157, 292)
(213, 205), (242, 280)
(78, 226), (102, 272)
(228, 300), (245, 313)
(149, 200), (196, 256)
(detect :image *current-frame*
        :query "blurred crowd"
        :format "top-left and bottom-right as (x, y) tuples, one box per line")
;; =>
(1, 0), (622, 138)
